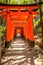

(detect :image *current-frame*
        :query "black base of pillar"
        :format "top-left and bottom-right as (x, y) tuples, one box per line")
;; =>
(29, 41), (35, 47)
(5, 41), (10, 48)
(25, 38), (35, 47)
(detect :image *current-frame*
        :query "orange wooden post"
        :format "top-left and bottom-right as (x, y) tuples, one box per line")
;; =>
(26, 21), (30, 40)
(12, 24), (14, 40)
(28, 15), (34, 47)
(13, 24), (16, 38)
(5, 14), (11, 48)
(10, 21), (13, 40)
(21, 27), (24, 37)
(23, 25), (28, 39)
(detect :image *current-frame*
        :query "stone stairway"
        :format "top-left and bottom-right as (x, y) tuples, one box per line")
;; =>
(1, 37), (43, 65)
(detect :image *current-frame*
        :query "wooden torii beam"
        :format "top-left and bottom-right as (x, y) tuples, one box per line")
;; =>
(0, 3), (39, 48)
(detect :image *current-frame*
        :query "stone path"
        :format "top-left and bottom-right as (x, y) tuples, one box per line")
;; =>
(1, 37), (43, 65)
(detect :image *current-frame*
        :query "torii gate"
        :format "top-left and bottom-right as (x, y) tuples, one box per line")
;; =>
(0, 3), (38, 48)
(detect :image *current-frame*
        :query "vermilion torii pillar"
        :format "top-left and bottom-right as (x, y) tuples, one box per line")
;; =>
(0, 3), (38, 48)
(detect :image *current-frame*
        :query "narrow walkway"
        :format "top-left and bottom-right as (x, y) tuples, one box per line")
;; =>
(1, 37), (43, 65)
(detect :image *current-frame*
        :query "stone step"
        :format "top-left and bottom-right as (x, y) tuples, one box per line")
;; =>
(2, 38), (43, 65)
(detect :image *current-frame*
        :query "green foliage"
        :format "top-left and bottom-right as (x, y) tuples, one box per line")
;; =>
(0, 0), (3, 2)
(41, 4), (43, 13)
(0, 16), (6, 40)
(0, 26), (5, 37)
(33, 16), (42, 34)
(0, 0), (36, 4)
(9, 0), (36, 4)
(10, 0), (16, 4)
(34, 19), (40, 28)
(0, 0), (43, 4)
(16, 0), (30, 4)
(0, 0), (5, 3)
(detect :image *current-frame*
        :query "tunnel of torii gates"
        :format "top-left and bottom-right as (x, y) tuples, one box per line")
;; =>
(0, 4), (39, 48)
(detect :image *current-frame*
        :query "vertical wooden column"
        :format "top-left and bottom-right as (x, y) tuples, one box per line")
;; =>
(21, 27), (24, 38)
(13, 27), (14, 39)
(28, 14), (34, 42)
(27, 14), (34, 47)
(13, 23), (16, 39)
(11, 22), (14, 40)
(5, 13), (11, 48)
(23, 24), (29, 39)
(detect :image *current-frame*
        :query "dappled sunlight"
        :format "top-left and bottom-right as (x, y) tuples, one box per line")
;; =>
(12, 58), (26, 64)
(1, 38), (43, 65)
